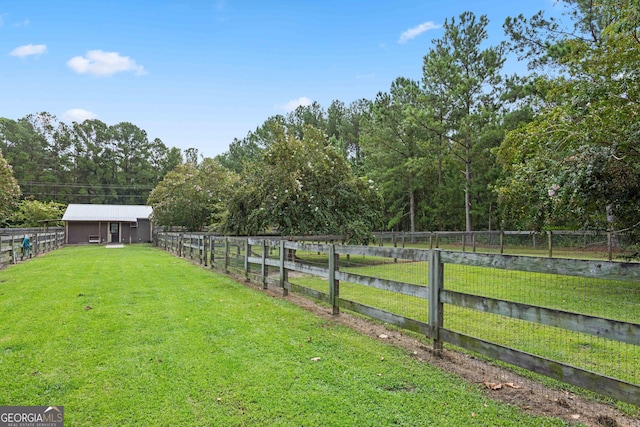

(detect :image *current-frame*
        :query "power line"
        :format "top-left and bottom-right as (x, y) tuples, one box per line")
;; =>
(18, 181), (156, 190)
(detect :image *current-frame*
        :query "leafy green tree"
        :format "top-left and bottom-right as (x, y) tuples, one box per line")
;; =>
(216, 115), (286, 174)
(497, 0), (640, 236)
(25, 112), (73, 202)
(285, 102), (326, 141)
(69, 119), (112, 203)
(327, 99), (371, 173)
(10, 199), (65, 227)
(149, 139), (182, 180)
(223, 124), (382, 242)
(422, 11), (506, 232)
(0, 150), (20, 225)
(361, 78), (432, 233)
(148, 159), (237, 231)
(0, 116), (53, 201)
(2, 112), (181, 206)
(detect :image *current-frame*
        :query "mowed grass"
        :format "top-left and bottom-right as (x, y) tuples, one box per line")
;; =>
(291, 258), (640, 386)
(0, 245), (573, 426)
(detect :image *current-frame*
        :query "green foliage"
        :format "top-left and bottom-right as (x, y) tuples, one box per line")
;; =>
(0, 149), (20, 225)
(9, 199), (65, 227)
(361, 78), (433, 233)
(216, 115), (286, 174)
(0, 113), (181, 205)
(223, 124), (383, 242)
(497, 0), (640, 236)
(422, 11), (506, 232)
(147, 159), (238, 231)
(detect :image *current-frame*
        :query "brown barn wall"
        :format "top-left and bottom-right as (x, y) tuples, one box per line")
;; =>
(133, 219), (152, 242)
(67, 222), (106, 244)
(66, 219), (151, 244)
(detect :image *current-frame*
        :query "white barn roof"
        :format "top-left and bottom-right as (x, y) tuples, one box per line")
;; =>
(62, 204), (152, 222)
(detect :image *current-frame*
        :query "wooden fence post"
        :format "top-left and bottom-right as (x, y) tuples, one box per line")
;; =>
(500, 231), (505, 254)
(209, 236), (215, 268)
(607, 231), (613, 261)
(202, 235), (208, 266)
(429, 249), (443, 352)
(547, 230), (553, 258)
(224, 237), (229, 273)
(329, 244), (340, 315)
(280, 240), (288, 296)
(10, 236), (15, 264)
(393, 231), (398, 263)
(261, 240), (268, 289)
(244, 239), (250, 280)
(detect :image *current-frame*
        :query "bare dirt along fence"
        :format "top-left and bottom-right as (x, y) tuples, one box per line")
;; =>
(155, 232), (640, 407)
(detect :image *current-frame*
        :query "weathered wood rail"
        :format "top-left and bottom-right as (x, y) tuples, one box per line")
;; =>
(0, 230), (65, 268)
(373, 230), (621, 260)
(155, 232), (640, 406)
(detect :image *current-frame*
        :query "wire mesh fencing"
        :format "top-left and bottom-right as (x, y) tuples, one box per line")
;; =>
(154, 232), (640, 406)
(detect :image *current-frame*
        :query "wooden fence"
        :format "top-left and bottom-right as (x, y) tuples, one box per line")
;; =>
(0, 230), (66, 268)
(373, 230), (623, 260)
(155, 232), (640, 407)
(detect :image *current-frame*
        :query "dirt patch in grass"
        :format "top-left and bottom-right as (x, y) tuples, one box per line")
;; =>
(228, 272), (639, 427)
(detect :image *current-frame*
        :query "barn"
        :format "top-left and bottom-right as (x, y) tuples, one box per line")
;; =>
(62, 204), (153, 245)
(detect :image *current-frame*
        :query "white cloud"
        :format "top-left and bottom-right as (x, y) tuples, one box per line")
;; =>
(67, 50), (145, 77)
(14, 18), (30, 27)
(276, 96), (312, 112)
(398, 21), (441, 44)
(9, 44), (47, 58)
(62, 108), (98, 123)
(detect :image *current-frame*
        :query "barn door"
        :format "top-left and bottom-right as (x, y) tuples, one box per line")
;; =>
(110, 222), (120, 243)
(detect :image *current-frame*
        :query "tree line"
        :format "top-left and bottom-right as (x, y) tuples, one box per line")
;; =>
(0, 113), (182, 226)
(2, 1), (639, 247)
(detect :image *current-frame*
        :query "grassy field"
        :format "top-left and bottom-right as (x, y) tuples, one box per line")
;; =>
(0, 245), (576, 426)
(288, 252), (640, 389)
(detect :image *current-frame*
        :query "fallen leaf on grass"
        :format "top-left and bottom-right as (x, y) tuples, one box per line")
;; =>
(570, 414), (580, 420)
(84, 305), (92, 310)
(310, 357), (321, 362)
(504, 382), (522, 389)
(378, 334), (389, 339)
(482, 381), (503, 390)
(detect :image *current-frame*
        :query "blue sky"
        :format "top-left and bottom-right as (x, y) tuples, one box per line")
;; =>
(1, 1), (559, 159)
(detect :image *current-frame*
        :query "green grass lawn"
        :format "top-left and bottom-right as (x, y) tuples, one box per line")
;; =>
(0, 245), (574, 426)
(290, 260), (640, 387)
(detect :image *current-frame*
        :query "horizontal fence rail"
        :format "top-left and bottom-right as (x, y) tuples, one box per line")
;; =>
(0, 230), (65, 268)
(155, 232), (640, 407)
(372, 230), (626, 260)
